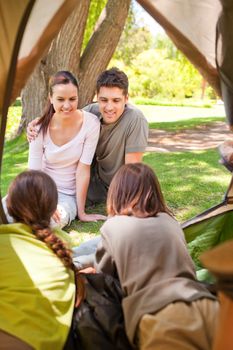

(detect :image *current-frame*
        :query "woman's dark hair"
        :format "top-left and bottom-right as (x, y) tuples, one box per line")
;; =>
(7, 170), (73, 269)
(37, 70), (79, 135)
(107, 163), (172, 218)
(96, 67), (129, 96)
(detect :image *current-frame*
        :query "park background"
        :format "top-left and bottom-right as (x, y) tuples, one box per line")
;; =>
(3, 0), (231, 243)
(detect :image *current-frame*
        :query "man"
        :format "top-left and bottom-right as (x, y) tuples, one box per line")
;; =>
(83, 67), (148, 203)
(27, 67), (149, 204)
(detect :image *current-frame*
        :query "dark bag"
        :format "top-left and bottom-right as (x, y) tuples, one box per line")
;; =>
(71, 273), (133, 350)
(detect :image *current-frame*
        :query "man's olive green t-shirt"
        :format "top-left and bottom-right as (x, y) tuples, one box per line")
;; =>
(84, 103), (148, 186)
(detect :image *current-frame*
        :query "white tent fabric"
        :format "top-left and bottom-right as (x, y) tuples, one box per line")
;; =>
(18, 0), (65, 60)
(0, 0), (29, 112)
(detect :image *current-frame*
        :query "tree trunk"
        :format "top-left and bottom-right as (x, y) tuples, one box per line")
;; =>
(19, 0), (130, 133)
(19, 63), (48, 133)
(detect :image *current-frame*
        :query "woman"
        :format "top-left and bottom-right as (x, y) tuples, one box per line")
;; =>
(28, 70), (105, 227)
(0, 170), (76, 349)
(95, 163), (219, 350)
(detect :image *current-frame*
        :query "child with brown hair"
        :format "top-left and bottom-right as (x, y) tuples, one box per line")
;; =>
(95, 163), (219, 350)
(0, 170), (76, 350)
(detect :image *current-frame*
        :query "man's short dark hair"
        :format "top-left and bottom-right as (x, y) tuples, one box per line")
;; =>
(96, 67), (129, 96)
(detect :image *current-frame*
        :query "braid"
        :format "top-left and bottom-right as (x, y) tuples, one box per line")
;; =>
(7, 169), (84, 305)
(34, 225), (86, 305)
(33, 225), (73, 269)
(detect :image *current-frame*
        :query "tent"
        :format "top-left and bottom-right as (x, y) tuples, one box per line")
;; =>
(0, 0), (233, 266)
(182, 174), (233, 282)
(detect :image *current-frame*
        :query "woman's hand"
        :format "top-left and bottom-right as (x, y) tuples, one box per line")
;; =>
(78, 212), (107, 222)
(52, 209), (61, 224)
(76, 163), (107, 223)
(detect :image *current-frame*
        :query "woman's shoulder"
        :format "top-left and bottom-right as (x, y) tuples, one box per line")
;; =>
(83, 110), (100, 125)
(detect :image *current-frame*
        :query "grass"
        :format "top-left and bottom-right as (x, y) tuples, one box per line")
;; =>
(2, 133), (28, 196)
(137, 104), (226, 124)
(144, 150), (230, 222)
(149, 117), (225, 131)
(67, 203), (106, 245)
(5, 106), (22, 139)
(132, 97), (215, 108)
(67, 148), (231, 240)
(1, 105), (230, 239)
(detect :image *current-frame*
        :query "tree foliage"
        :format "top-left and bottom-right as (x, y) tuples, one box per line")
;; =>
(113, 30), (215, 100)
(127, 48), (202, 99)
(82, 0), (108, 50)
(113, 2), (153, 65)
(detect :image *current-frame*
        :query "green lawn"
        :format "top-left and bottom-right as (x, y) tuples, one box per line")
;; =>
(2, 104), (230, 240)
(137, 104), (226, 124)
(2, 133), (28, 196)
(144, 150), (230, 222)
(132, 97), (216, 108)
(67, 148), (231, 245)
(148, 117), (225, 131)
(5, 106), (22, 139)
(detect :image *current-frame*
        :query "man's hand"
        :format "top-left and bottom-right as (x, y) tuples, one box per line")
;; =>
(125, 152), (143, 164)
(27, 118), (39, 142)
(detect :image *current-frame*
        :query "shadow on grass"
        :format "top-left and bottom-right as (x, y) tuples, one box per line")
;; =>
(144, 149), (231, 222)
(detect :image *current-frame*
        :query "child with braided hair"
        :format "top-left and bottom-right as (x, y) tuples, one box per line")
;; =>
(0, 170), (76, 350)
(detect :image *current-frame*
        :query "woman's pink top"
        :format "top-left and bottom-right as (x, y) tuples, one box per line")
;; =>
(28, 111), (100, 195)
